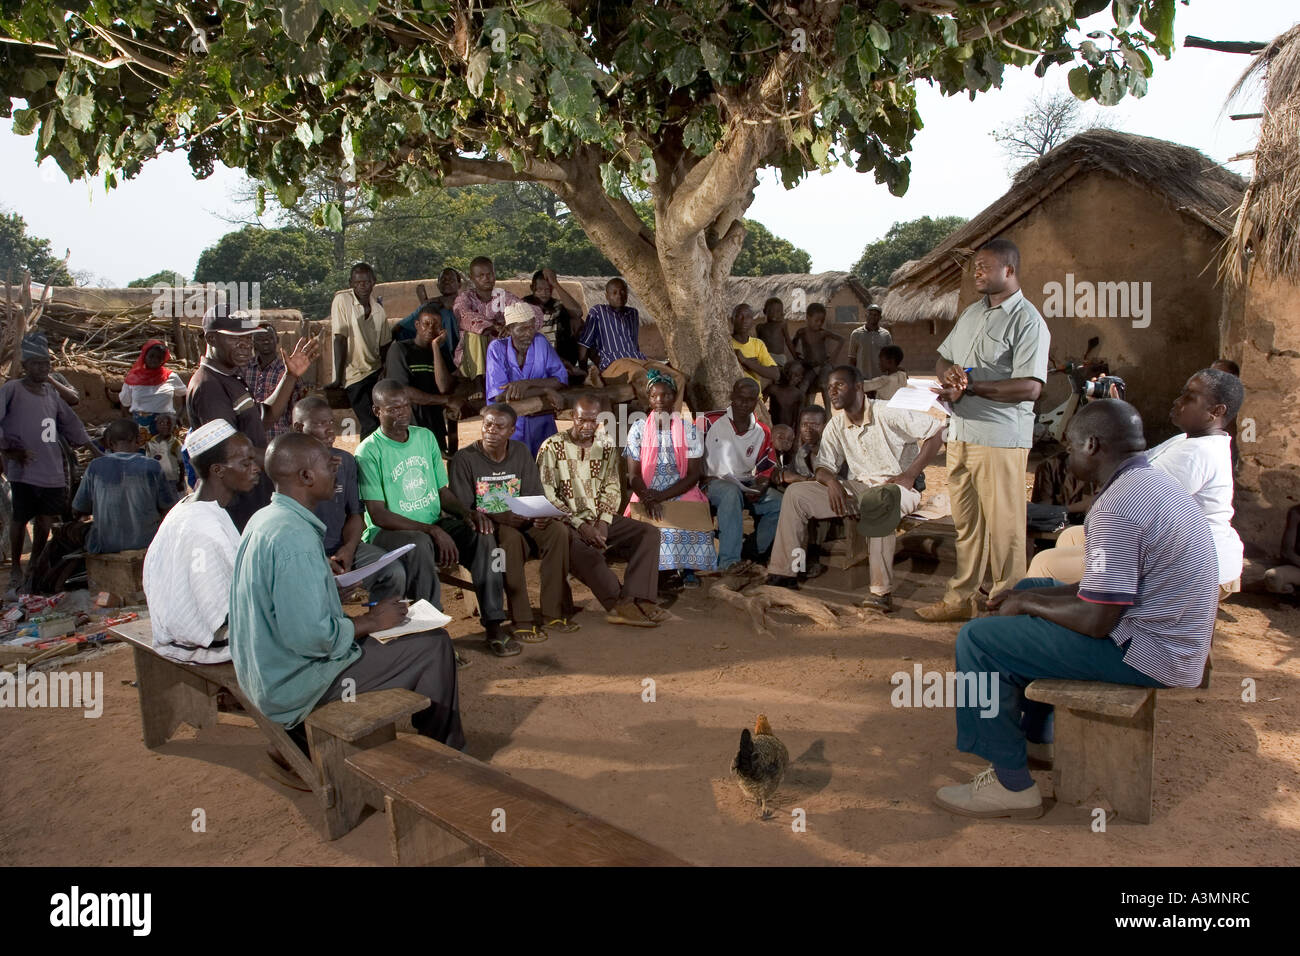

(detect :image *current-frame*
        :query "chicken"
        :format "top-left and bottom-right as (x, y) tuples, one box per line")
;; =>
(730, 713), (789, 818)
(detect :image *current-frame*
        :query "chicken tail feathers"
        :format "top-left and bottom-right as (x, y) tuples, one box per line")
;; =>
(735, 727), (755, 775)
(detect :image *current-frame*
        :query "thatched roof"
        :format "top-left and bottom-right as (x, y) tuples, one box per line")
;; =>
(1225, 24), (1300, 285)
(893, 130), (1247, 295)
(505, 271), (873, 325)
(879, 261), (959, 325)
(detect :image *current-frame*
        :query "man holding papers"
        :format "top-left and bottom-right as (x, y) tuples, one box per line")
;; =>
(449, 403), (571, 641)
(229, 432), (465, 751)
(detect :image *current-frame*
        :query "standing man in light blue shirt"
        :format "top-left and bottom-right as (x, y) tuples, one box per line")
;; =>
(918, 238), (1050, 623)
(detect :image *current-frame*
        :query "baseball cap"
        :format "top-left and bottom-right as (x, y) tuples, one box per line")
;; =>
(202, 303), (260, 335)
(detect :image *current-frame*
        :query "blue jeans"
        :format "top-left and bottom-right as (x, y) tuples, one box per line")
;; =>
(954, 578), (1164, 770)
(706, 481), (783, 569)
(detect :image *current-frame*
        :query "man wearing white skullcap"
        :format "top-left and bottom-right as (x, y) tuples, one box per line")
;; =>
(143, 419), (264, 663)
(482, 301), (568, 455)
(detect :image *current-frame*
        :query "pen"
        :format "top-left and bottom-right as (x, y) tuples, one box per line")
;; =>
(363, 599), (409, 608)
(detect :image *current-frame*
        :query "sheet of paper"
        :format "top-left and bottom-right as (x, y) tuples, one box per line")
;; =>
(334, 543), (415, 588)
(886, 385), (945, 412)
(504, 495), (567, 519)
(372, 599), (454, 643)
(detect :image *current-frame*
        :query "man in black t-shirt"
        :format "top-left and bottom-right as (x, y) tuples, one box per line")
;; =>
(385, 302), (456, 453)
(186, 304), (319, 529)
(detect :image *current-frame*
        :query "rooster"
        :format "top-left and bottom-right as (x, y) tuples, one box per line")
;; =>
(730, 713), (789, 818)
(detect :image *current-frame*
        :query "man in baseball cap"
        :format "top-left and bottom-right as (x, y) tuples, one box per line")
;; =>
(483, 301), (568, 455)
(185, 302), (320, 529)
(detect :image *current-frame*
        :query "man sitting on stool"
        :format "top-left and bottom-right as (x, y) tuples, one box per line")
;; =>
(229, 432), (465, 750)
(933, 401), (1218, 819)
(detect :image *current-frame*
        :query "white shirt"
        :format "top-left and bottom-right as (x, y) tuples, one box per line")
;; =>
(1146, 433), (1242, 585)
(143, 496), (241, 663)
(330, 289), (389, 387)
(703, 408), (768, 478)
(817, 401), (944, 485)
(119, 372), (185, 415)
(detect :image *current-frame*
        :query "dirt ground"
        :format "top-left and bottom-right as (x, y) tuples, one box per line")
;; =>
(2, 461), (1296, 866)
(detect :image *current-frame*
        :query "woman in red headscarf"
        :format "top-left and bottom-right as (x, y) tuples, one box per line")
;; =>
(116, 339), (185, 433)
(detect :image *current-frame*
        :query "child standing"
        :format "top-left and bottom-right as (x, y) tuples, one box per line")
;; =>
(755, 297), (795, 367)
(145, 411), (186, 493)
(792, 302), (844, 408)
(72, 418), (178, 554)
(766, 361), (808, 428)
(862, 345), (909, 399)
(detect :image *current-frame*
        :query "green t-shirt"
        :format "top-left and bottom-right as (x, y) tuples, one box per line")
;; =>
(355, 425), (447, 543)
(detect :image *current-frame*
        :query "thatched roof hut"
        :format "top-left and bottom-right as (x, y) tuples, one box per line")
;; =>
(879, 260), (959, 327)
(1224, 23), (1300, 285)
(892, 129), (1246, 295)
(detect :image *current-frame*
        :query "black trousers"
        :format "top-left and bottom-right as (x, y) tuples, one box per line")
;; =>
(345, 369), (382, 439)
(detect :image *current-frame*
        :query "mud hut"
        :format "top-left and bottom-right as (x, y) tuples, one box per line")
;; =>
(1220, 24), (1300, 557)
(877, 260), (960, 373)
(890, 129), (1246, 430)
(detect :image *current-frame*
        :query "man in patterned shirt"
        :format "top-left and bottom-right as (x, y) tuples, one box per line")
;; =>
(934, 400), (1219, 819)
(245, 324), (306, 439)
(536, 395), (664, 628)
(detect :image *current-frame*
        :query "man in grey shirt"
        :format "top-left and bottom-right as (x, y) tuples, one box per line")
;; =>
(917, 238), (1050, 622)
(848, 304), (892, 380)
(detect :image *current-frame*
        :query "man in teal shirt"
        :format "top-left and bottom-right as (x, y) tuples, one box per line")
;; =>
(357, 378), (518, 658)
(229, 431), (465, 748)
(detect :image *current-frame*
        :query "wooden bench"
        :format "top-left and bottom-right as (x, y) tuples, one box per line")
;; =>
(1024, 679), (1156, 823)
(112, 618), (429, 839)
(347, 736), (690, 867)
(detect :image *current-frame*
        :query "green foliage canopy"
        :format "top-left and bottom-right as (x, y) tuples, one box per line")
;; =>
(0, 209), (74, 285)
(853, 214), (968, 286)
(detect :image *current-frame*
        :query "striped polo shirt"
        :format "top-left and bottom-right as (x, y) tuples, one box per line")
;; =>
(1079, 457), (1219, 688)
(577, 304), (647, 368)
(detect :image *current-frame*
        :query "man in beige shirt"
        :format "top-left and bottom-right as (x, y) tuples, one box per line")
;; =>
(766, 365), (945, 611)
(328, 262), (389, 438)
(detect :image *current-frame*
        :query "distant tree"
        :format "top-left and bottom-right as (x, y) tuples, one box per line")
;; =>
(853, 216), (968, 287)
(194, 227), (336, 319)
(128, 269), (188, 288)
(992, 89), (1115, 170)
(732, 220), (813, 276)
(0, 209), (73, 285)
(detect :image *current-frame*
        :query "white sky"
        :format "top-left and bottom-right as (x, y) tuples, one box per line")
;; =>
(1, 2), (1295, 285)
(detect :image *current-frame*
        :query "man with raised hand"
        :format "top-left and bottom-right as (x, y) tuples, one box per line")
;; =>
(917, 238), (1049, 623)
(230, 432), (464, 749)
(934, 401), (1218, 819)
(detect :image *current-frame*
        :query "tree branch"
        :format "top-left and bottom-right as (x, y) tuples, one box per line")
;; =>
(1184, 36), (1268, 55)
(440, 154), (569, 186)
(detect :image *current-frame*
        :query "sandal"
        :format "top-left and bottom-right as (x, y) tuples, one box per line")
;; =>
(634, 601), (670, 623)
(513, 624), (550, 643)
(484, 632), (522, 657)
(681, 570), (701, 589)
(606, 602), (659, 628)
(455, 649), (470, 669)
(544, 618), (581, 633)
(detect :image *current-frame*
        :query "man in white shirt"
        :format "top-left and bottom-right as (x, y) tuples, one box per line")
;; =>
(701, 378), (782, 573)
(1029, 368), (1245, 594)
(766, 365), (946, 611)
(143, 420), (264, 663)
(327, 263), (389, 438)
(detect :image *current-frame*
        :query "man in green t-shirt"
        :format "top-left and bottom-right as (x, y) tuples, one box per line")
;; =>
(357, 379), (519, 657)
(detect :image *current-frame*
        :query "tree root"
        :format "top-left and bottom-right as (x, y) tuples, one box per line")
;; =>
(709, 582), (874, 637)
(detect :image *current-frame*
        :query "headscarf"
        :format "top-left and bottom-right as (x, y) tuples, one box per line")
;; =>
(124, 339), (171, 387)
(645, 367), (677, 391)
(20, 332), (49, 361)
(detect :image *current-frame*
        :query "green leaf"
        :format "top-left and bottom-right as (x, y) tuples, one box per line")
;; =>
(11, 108), (38, 136)
(520, 0), (571, 29)
(699, 39), (725, 77)
(1126, 69), (1148, 97)
(1080, 40), (1101, 65)
(275, 181), (301, 208)
(255, 185), (267, 218)
(373, 75), (395, 102)
(321, 202), (343, 231)
(294, 121), (315, 148)
(599, 161), (622, 198)
(939, 17), (958, 48)
(868, 22), (891, 52)
(1096, 67), (1124, 105)
(279, 0), (322, 45)
(1068, 66), (1092, 100)
(21, 69), (47, 93)
(810, 135), (829, 167)
(62, 94), (93, 132)
(665, 44), (703, 88)
(1073, 0), (1110, 18)
(1112, 0), (1137, 29)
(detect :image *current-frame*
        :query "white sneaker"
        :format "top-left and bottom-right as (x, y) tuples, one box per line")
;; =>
(935, 766), (1044, 819)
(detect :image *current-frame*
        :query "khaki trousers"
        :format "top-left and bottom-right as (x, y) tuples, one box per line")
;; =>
(495, 521), (569, 624)
(1026, 524), (1086, 583)
(944, 441), (1029, 603)
(767, 480), (920, 596)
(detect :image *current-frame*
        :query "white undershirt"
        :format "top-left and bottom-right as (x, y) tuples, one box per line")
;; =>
(1146, 433), (1242, 585)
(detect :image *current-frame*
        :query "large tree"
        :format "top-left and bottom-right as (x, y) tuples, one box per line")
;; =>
(0, 209), (74, 285)
(194, 225), (336, 316)
(853, 214), (968, 286)
(0, 0), (1175, 406)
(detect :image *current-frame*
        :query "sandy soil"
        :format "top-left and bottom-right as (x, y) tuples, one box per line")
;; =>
(2, 491), (1296, 866)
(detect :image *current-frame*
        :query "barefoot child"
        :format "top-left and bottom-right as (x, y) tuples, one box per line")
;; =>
(792, 303), (844, 407)
(766, 361), (808, 428)
(755, 297), (795, 367)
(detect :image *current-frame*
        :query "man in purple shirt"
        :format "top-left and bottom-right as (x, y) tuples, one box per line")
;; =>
(1, 333), (100, 594)
(485, 303), (567, 455)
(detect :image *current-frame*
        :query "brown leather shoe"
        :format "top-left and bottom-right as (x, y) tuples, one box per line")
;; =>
(915, 598), (975, 623)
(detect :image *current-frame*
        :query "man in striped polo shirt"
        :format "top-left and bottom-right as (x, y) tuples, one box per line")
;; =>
(934, 400), (1219, 818)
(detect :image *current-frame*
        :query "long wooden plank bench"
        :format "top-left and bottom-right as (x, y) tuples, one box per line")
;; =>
(112, 618), (429, 839)
(347, 736), (690, 867)
(1024, 679), (1156, 823)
